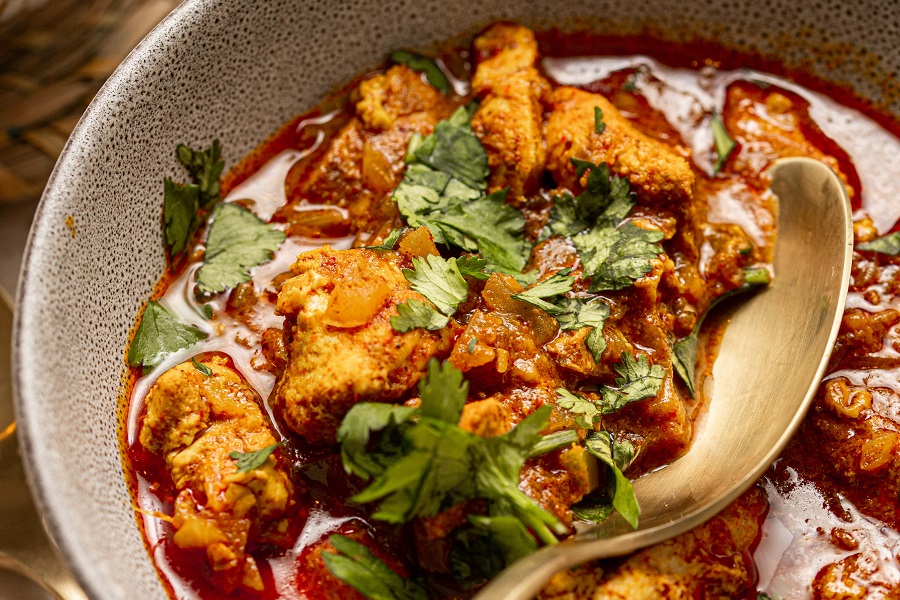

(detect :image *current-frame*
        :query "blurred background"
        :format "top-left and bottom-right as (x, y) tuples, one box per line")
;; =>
(0, 1), (179, 597)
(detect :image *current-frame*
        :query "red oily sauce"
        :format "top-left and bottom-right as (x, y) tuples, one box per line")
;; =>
(124, 26), (900, 599)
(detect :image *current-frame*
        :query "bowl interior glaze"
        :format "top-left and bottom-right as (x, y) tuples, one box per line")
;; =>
(13, 0), (900, 598)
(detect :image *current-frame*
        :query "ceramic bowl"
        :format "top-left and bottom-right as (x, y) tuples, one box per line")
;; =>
(13, 0), (900, 598)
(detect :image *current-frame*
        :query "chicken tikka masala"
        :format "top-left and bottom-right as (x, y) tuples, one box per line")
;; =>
(123, 22), (900, 599)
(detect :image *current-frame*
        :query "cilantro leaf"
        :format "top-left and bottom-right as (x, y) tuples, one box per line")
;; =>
(342, 361), (563, 543)
(553, 297), (610, 362)
(456, 255), (490, 280)
(858, 232), (900, 255)
(673, 276), (769, 396)
(338, 403), (418, 478)
(176, 140), (224, 207)
(323, 535), (427, 600)
(571, 502), (614, 524)
(229, 443), (279, 473)
(419, 358), (469, 423)
(350, 417), (477, 522)
(191, 358), (212, 377)
(364, 227), (409, 250)
(473, 405), (567, 544)
(576, 222), (664, 291)
(163, 178), (199, 256)
(545, 162), (631, 239)
(711, 112), (736, 174)
(557, 353), (664, 424)
(594, 106), (606, 135)
(511, 269), (575, 314)
(433, 190), (530, 273)
(401, 255), (468, 316)
(527, 429), (580, 458)
(584, 431), (640, 528)
(602, 352), (664, 411)
(543, 159), (662, 291)
(390, 50), (451, 94)
(196, 203), (285, 294)
(409, 106), (488, 189)
(391, 300), (450, 332)
(451, 515), (537, 581)
(126, 301), (206, 368)
(673, 334), (699, 397)
(556, 389), (601, 429)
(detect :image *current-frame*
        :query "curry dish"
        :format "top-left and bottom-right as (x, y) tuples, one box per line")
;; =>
(123, 23), (900, 598)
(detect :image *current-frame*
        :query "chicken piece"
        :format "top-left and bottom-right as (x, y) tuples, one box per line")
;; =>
(539, 486), (768, 599)
(273, 245), (455, 444)
(140, 356), (293, 592)
(723, 81), (856, 197)
(545, 86), (695, 207)
(470, 23), (549, 205)
(287, 66), (454, 232)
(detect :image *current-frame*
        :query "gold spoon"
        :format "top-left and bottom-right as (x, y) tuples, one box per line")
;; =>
(474, 157), (854, 600)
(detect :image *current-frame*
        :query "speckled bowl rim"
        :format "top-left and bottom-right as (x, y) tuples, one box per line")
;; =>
(12, 0), (900, 598)
(13, 4), (193, 597)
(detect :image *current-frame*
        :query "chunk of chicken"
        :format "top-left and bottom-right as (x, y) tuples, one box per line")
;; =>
(273, 245), (455, 445)
(539, 486), (767, 599)
(140, 356), (292, 592)
(545, 86), (695, 207)
(471, 23), (549, 205)
(286, 66), (455, 232)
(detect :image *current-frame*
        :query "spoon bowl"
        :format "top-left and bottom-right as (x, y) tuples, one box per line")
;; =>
(474, 156), (854, 600)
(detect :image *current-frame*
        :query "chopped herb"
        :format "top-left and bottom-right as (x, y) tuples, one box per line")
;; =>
(456, 255), (490, 280)
(408, 106), (488, 189)
(527, 429), (580, 458)
(392, 109), (532, 277)
(196, 203), (285, 294)
(556, 389), (601, 429)
(576, 221), (664, 291)
(391, 299), (450, 332)
(201, 304), (213, 319)
(757, 594), (774, 600)
(602, 352), (665, 412)
(229, 443), (279, 473)
(163, 178), (199, 256)
(584, 431), (640, 528)
(323, 534), (427, 600)
(363, 227), (409, 250)
(545, 161), (632, 239)
(338, 403), (418, 479)
(557, 353), (663, 425)
(451, 515), (537, 581)
(191, 358), (212, 377)
(342, 360), (565, 545)
(571, 502), (615, 524)
(433, 189), (530, 274)
(542, 159), (662, 291)
(402, 255), (468, 316)
(857, 231), (900, 256)
(390, 50), (451, 95)
(467, 337), (477, 354)
(743, 267), (771, 285)
(126, 301), (206, 369)
(673, 278), (769, 396)
(511, 269), (575, 314)
(711, 112), (736, 174)
(594, 106), (606, 135)
(553, 297), (610, 362)
(176, 140), (224, 207)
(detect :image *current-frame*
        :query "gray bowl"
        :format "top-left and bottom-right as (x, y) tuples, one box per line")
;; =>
(13, 0), (900, 598)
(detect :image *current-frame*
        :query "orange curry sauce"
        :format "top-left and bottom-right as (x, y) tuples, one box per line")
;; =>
(123, 28), (900, 599)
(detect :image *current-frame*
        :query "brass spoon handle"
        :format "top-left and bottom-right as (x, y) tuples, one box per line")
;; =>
(474, 157), (854, 600)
